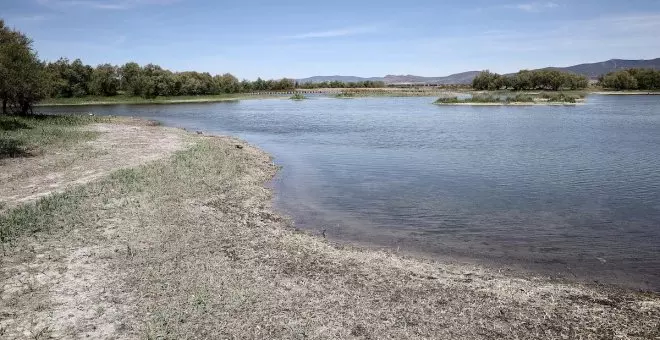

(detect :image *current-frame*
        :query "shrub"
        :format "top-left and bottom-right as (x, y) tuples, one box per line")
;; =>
(434, 97), (460, 104)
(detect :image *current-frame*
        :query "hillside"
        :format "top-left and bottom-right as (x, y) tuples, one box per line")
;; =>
(297, 58), (660, 85)
(552, 58), (660, 78)
(297, 71), (480, 85)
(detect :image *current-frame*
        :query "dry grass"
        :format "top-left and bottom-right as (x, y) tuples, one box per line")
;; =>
(0, 119), (658, 339)
(0, 116), (186, 213)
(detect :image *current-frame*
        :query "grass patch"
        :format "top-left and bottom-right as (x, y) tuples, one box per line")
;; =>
(435, 95), (502, 104)
(435, 92), (581, 105)
(0, 190), (83, 243)
(0, 114), (108, 160)
(466, 94), (501, 103)
(334, 92), (357, 98)
(434, 97), (461, 104)
(541, 92), (579, 103)
(289, 93), (307, 100)
(505, 94), (535, 103)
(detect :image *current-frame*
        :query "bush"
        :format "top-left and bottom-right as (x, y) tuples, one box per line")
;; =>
(290, 93), (306, 100)
(335, 92), (356, 98)
(466, 95), (500, 103)
(505, 94), (534, 103)
(434, 97), (460, 104)
(542, 93), (578, 103)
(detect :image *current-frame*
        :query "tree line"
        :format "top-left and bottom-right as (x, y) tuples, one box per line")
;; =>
(598, 69), (660, 90)
(472, 69), (589, 91)
(0, 20), (386, 115)
(45, 58), (302, 99)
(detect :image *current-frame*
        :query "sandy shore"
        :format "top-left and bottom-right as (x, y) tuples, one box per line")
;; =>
(1, 118), (658, 339)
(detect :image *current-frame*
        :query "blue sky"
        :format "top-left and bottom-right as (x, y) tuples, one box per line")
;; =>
(3, 0), (660, 79)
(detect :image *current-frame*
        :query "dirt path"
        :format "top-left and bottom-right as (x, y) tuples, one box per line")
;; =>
(0, 120), (186, 212)
(1, 122), (659, 339)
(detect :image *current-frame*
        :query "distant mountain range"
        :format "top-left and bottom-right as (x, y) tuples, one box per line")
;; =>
(297, 58), (660, 85)
(544, 58), (660, 79)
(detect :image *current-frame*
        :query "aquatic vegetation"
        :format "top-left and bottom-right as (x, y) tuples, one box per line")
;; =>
(290, 93), (307, 100)
(335, 92), (357, 98)
(434, 97), (461, 104)
(541, 92), (578, 103)
(505, 94), (535, 103)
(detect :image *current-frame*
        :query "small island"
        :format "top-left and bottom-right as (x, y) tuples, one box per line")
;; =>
(434, 93), (584, 106)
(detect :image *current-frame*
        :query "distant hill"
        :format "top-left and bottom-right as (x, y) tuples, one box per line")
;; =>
(549, 58), (660, 79)
(296, 75), (383, 84)
(297, 58), (660, 85)
(297, 71), (480, 85)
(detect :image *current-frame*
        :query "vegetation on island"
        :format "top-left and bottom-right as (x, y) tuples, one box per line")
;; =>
(334, 91), (357, 98)
(472, 69), (589, 91)
(598, 68), (660, 90)
(434, 92), (581, 105)
(289, 93), (307, 100)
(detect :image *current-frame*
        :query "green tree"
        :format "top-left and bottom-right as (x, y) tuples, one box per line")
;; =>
(600, 70), (638, 90)
(0, 20), (49, 114)
(90, 64), (119, 96)
(472, 70), (501, 90)
(215, 73), (239, 93)
(119, 62), (142, 94)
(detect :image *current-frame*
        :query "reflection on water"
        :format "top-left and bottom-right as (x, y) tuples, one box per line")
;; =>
(41, 95), (660, 290)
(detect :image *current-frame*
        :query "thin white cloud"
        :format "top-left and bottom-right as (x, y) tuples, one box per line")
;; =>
(282, 26), (380, 39)
(421, 13), (660, 55)
(36, 0), (179, 10)
(508, 2), (559, 12)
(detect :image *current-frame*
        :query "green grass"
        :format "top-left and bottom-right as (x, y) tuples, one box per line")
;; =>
(434, 97), (461, 104)
(0, 114), (108, 160)
(505, 94), (535, 103)
(334, 92), (357, 98)
(435, 95), (502, 104)
(466, 95), (501, 103)
(541, 92), (579, 103)
(435, 92), (581, 105)
(0, 190), (84, 243)
(289, 93), (307, 100)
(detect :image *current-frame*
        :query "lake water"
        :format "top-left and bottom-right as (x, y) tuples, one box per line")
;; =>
(40, 95), (660, 290)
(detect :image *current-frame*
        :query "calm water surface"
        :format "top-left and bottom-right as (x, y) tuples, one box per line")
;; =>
(41, 95), (660, 290)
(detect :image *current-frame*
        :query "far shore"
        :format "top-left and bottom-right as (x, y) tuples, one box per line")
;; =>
(434, 102), (584, 106)
(591, 91), (660, 95)
(33, 88), (660, 107)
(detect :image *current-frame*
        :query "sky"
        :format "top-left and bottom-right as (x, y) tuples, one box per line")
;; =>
(2, 0), (660, 79)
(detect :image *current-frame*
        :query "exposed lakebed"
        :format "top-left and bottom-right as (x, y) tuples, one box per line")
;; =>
(41, 95), (660, 290)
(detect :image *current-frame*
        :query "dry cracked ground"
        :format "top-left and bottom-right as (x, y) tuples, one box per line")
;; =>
(0, 118), (659, 339)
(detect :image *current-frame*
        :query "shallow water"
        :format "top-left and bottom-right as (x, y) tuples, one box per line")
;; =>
(41, 95), (660, 290)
